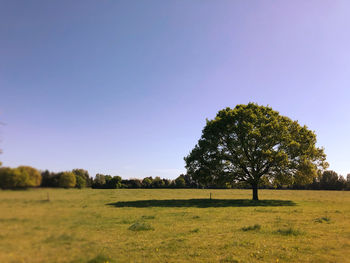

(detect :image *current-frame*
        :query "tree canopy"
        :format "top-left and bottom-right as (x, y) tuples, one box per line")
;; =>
(185, 103), (328, 200)
(58, 172), (76, 188)
(0, 166), (41, 189)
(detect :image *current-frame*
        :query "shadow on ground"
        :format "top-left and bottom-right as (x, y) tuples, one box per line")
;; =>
(106, 199), (296, 208)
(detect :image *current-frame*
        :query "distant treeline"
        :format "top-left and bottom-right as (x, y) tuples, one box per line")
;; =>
(235, 170), (350, 191)
(0, 167), (191, 189)
(0, 166), (349, 191)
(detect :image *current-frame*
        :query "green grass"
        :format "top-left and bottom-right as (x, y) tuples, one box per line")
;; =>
(128, 222), (154, 231)
(241, 224), (261, 231)
(86, 254), (115, 263)
(314, 216), (331, 223)
(0, 188), (349, 262)
(275, 227), (303, 236)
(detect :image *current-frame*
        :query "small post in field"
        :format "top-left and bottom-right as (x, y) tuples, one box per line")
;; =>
(210, 192), (212, 200)
(47, 192), (50, 202)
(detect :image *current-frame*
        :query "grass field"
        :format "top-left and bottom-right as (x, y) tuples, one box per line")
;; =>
(0, 189), (349, 263)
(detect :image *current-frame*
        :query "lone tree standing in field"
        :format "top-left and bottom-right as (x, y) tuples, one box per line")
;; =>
(185, 103), (328, 200)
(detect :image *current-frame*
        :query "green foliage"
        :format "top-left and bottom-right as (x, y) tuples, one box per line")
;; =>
(72, 169), (91, 187)
(152, 176), (165, 188)
(58, 172), (76, 188)
(17, 166), (42, 187)
(75, 175), (86, 189)
(107, 176), (122, 189)
(92, 174), (122, 189)
(306, 170), (348, 190)
(142, 177), (153, 188)
(121, 178), (142, 188)
(320, 170), (345, 190)
(185, 103), (328, 200)
(41, 170), (60, 187)
(0, 166), (41, 189)
(92, 174), (107, 188)
(0, 167), (26, 189)
(175, 175), (186, 188)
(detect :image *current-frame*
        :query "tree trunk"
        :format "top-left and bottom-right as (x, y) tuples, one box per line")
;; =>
(252, 184), (259, 201)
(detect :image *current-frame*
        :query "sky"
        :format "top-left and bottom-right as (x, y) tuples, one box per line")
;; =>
(1, 0), (349, 179)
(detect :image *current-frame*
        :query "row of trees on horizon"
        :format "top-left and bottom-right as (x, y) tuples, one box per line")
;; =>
(0, 165), (350, 191)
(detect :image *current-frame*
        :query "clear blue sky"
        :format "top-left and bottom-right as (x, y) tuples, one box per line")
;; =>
(1, 1), (349, 179)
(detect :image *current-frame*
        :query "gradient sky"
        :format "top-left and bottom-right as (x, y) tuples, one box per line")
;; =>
(1, 0), (349, 179)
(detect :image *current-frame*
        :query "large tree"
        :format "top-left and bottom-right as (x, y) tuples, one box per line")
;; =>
(185, 103), (328, 200)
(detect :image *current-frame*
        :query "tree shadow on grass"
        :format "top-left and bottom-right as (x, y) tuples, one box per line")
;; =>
(106, 199), (296, 208)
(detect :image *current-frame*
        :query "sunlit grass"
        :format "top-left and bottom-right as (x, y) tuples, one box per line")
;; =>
(0, 188), (349, 262)
(241, 224), (261, 231)
(128, 222), (154, 231)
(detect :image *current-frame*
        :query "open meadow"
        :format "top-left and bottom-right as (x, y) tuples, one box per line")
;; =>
(0, 189), (349, 263)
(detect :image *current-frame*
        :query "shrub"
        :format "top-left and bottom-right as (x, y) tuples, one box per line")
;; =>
(58, 172), (76, 188)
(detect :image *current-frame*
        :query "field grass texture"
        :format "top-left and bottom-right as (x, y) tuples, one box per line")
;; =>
(0, 189), (349, 263)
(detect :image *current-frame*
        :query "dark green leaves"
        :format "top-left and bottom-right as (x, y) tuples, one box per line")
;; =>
(185, 103), (328, 196)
